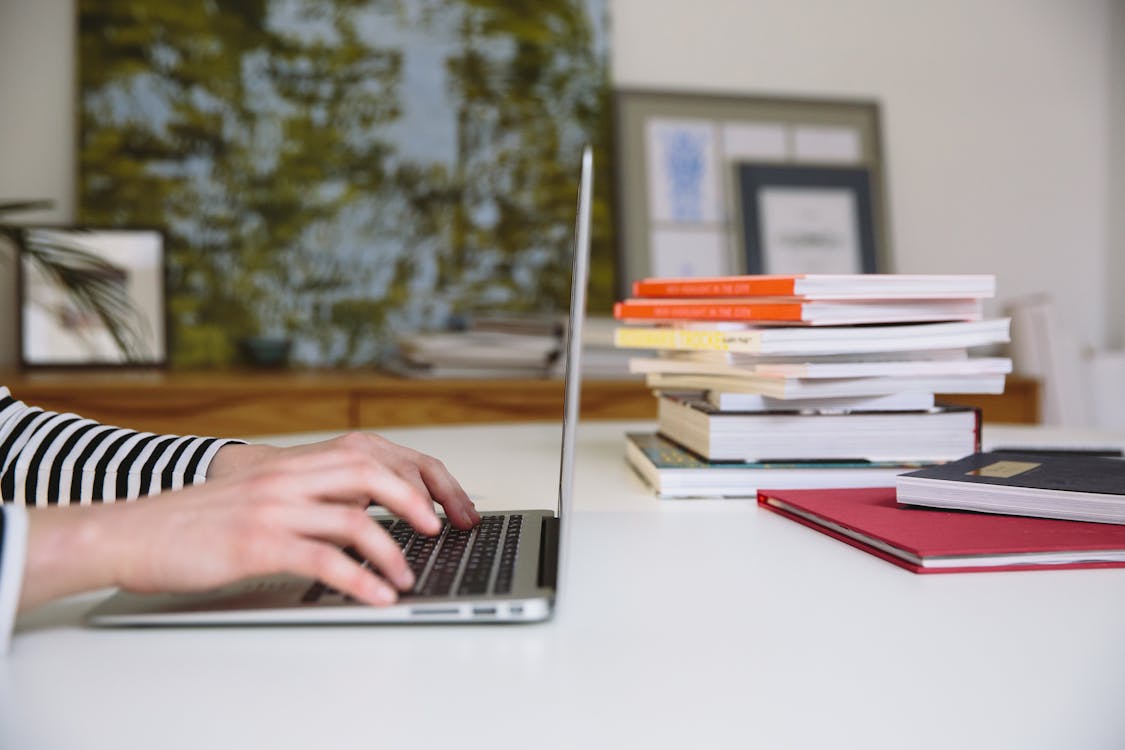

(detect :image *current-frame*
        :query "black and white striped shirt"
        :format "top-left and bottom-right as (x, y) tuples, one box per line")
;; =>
(0, 385), (241, 652)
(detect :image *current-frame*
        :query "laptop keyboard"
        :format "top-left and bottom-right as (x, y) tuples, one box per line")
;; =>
(301, 514), (523, 604)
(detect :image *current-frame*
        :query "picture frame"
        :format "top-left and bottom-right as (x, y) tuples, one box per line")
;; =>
(13, 226), (167, 369)
(613, 88), (890, 291)
(736, 164), (878, 275)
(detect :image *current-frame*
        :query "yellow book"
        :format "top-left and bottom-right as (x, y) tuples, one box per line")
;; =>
(612, 319), (1010, 356)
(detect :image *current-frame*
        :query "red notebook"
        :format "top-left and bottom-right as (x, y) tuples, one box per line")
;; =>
(757, 486), (1125, 574)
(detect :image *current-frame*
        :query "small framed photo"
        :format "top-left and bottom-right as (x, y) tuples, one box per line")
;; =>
(736, 164), (879, 275)
(14, 227), (167, 368)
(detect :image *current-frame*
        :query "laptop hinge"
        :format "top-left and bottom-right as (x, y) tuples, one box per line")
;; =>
(537, 517), (560, 589)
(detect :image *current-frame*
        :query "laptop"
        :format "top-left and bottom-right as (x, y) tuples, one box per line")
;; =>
(87, 145), (592, 626)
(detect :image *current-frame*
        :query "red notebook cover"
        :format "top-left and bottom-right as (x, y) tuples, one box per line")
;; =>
(757, 486), (1125, 574)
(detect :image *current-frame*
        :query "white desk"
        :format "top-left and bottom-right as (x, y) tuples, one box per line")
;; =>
(3, 421), (1125, 749)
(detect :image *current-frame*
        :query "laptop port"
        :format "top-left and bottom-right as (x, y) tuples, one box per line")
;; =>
(472, 607), (496, 616)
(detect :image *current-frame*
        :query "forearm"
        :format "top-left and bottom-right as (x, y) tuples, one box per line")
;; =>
(18, 505), (125, 612)
(1, 386), (241, 504)
(0, 505), (28, 652)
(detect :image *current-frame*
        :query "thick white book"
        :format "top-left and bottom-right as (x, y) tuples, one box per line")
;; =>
(625, 432), (930, 499)
(657, 395), (980, 462)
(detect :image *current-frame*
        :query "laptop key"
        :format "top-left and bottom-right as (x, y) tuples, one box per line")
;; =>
(493, 515), (523, 594)
(457, 515), (504, 595)
(301, 581), (326, 603)
(419, 527), (473, 596)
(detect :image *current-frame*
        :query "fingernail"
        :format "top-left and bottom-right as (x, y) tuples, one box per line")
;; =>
(396, 568), (416, 591)
(372, 583), (397, 606)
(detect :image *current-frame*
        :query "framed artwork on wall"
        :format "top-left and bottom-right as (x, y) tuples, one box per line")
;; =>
(78, 1), (613, 368)
(736, 164), (878, 275)
(13, 227), (167, 369)
(613, 88), (890, 291)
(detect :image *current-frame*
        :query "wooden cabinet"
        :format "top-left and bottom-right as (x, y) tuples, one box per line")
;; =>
(1, 370), (1039, 437)
(0, 371), (655, 436)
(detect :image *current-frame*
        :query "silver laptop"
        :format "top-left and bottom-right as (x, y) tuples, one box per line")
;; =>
(87, 146), (592, 626)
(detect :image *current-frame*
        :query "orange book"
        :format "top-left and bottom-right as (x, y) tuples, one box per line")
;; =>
(631, 274), (996, 300)
(612, 297), (984, 325)
(614, 299), (805, 322)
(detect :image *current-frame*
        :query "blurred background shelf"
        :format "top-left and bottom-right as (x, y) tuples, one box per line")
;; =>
(1, 370), (1039, 437)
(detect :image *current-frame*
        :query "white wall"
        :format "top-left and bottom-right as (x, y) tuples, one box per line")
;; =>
(0, 0), (75, 367)
(613, 0), (1112, 349)
(1109, 0), (1125, 349)
(0, 0), (1119, 377)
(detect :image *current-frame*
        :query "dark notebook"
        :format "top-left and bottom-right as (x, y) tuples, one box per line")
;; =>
(896, 451), (1125, 525)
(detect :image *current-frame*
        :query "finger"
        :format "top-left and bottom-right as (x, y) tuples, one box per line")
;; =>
(280, 538), (399, 607)
(414, 455), (479, 529)
(279, 504), (415, 591)
(371, 441), (478, 529)
(270, 460), (443, 535)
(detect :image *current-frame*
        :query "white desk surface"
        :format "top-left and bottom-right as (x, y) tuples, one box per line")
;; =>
(4, 420), (1125, 749)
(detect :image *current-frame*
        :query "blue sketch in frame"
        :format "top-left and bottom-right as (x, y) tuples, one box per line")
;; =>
(662, 128), (709, 222)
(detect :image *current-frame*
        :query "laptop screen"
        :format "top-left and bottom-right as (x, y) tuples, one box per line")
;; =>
(553, 145), (592, 598)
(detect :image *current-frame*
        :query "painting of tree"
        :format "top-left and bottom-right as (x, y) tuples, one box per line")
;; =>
(78, 0), (612, 367)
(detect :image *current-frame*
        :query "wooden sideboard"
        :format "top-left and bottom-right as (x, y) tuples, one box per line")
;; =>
(1, 370), (1039, 437)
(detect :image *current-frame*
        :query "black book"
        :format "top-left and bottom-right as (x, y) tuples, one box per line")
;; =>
(896, 451), (1125, 525)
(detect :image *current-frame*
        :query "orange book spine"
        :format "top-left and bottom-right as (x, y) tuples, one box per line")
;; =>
(612, 300), (805, 321)
(631, 275), (800, 298)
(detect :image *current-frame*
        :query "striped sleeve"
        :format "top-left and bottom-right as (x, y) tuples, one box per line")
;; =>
(0, 387), (243, 507)
(0, 503), (29, 654)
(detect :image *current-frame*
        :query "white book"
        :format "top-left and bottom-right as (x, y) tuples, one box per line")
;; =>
(613, 318), (1010, 355)
(630, 355), (1012, 380)
(645, 372), (1006, 399)
(703, 391), (936, 413)
(671, 348), (969, 365)
(657, 395), (979, 462)
(625, 432), (930, 499)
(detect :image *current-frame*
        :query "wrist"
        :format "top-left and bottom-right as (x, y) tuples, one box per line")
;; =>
(206, 443), (279, 480)
(20, 506), (119, 613)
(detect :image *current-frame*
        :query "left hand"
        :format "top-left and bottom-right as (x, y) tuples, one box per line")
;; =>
(208, 432), (481, 529)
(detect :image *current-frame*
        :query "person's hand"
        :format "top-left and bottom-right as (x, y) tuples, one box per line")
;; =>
(208, 432), (480, 529)
(19, 441), (476, 613)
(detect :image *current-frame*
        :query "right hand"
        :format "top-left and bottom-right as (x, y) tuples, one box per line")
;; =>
(20, 443), (461, 613)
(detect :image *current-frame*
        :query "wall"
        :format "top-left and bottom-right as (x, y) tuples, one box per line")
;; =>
(0, 0), (1118, 375)
(0, 0), (75, 368)
(613, 0), (1112, 347)
(1109, 0), (1125, 349)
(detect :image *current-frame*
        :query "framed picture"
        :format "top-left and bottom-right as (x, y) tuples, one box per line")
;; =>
(14, 227), (167, 369)
(613, 88), (890, 291)
(736, 164), (878, 275)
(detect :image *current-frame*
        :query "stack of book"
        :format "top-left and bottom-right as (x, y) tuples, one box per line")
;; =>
(613, 273), (1012, 498)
